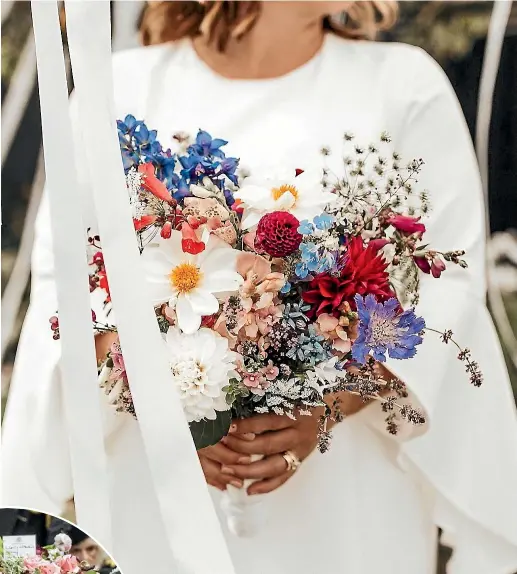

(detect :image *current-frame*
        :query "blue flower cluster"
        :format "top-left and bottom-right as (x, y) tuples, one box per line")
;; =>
(294, 214), (339, 279)
(286, 324), (333, 366)
(352, 294), (425, 364)
(117, 116), (239, 207)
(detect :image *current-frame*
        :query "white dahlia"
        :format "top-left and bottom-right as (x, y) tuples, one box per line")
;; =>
(142, 231), (243, 334)
(164, 327), (236, 422)
(234, 170), (336, 230)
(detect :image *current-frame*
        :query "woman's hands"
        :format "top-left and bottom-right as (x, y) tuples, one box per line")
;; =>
(218, 410), (325, 495)
(198, 437), (254, 491)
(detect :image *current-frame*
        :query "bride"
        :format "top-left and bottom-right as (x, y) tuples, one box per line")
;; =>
(3, 2), (517, 573)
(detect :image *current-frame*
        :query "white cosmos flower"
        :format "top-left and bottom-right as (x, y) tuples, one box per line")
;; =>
(142, 231), (243, 334)
(234, 170), (336, 230)
(164, 327), (236, 422)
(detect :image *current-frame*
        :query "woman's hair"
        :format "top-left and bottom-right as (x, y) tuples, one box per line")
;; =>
(139, 1), (398, 51)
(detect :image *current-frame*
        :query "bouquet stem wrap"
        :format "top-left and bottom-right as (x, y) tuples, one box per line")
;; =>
(221, 454), (266, 537)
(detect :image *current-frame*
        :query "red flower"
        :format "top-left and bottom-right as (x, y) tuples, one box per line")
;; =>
(303, 236), (394, 317)
(388, 214), (426, 236)
(254, 212), (302, 257)
(98, 269), (110, 298)
(133, 214), (157, 231)
(181, 222), (205, 255)
(138, 163), (174, 204)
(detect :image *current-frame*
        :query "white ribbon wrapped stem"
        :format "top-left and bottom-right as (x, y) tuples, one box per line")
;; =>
(221, 454), (267, 537)
(64, 3), (236, 573)
(30, 1), (112, 545)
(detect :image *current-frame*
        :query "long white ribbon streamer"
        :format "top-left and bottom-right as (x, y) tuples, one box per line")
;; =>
(30, 1), (112, 545)
(64, 3), (236, 573)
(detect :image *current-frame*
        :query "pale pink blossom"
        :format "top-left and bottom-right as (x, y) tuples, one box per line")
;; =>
(262, 360), (279, 381)
(241, 371), (271, 395)
(55, 554), (80, 573)
(216, 253), (285, 347)
(38, 563), (61, 574)
(23, 556), (45, 571)
(316, 313), (352, 354)
(109, 339), (127, 383)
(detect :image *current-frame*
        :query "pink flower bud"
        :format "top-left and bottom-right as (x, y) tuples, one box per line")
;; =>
(388, 214), (426, 235)
(160, 221), (172, 239)
(431, 255), (446, 278)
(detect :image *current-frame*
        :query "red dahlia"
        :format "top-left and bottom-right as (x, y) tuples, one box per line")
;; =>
(254, 212), (302, 258)
(302, 236), (394, 317)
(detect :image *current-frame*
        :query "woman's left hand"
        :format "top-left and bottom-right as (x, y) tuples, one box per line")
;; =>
(220, 409), (324, 495)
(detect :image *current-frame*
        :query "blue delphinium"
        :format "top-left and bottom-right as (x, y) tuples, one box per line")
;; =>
(352, 294), (425, 364)
(191, 130), (228, 159)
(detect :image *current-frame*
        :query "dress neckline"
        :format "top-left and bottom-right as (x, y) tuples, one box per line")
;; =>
(179, 33), (335, 87)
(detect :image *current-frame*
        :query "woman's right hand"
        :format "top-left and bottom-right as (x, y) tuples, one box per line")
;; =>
(198, 440), (253, 491)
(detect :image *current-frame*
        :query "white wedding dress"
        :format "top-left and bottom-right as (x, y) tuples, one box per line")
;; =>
(3, 35), (517, 574)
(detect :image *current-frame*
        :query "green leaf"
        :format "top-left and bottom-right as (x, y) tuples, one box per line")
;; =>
(189, 409), (232, 450)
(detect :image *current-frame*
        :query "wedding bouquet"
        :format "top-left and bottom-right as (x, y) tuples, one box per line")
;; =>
(0, 534), (102, 574)
(50, 116), (482, 535)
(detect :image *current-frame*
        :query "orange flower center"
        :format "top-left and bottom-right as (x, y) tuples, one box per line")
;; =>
(271, 184), (298, 204)
(169, 262), (202, 293)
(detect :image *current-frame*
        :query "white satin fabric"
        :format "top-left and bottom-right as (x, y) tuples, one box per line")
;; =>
(3, 35), (517, 574)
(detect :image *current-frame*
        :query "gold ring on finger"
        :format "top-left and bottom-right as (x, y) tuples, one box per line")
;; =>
(282, 450), (301, 473)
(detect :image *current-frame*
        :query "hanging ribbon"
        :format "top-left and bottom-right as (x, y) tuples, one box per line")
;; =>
(64, 2), (236, 573)
(30, 1), (112, 546)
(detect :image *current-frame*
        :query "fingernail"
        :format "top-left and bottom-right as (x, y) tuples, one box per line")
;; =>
(221, 466), (235, 475)
(229, 424), (238, 433)
(237, 456), (251, 464)
(242, 433), (255, 441)
(230, 480), (243, 488)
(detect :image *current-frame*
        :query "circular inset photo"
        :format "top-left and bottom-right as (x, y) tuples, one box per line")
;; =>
(0, 508), (120, 573)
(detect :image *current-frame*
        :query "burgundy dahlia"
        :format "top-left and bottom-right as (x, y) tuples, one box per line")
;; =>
(302, 236), (394, 317)
(254, 212), (303, 257)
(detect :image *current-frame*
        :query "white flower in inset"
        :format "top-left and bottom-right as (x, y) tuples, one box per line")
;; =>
(142, 231), (242, 334)
(234, 170), (336, 230)
(54, 533), (72, 553)
(164, 327), (236, 422)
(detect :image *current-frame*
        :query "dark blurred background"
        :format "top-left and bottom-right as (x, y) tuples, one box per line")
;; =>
(1, 2), (516, 571)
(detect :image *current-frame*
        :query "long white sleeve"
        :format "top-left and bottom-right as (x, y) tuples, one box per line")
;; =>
(2, 103), (122, 512)
(362, 47), (517, 573)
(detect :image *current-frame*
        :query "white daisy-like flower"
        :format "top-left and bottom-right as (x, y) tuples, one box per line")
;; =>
(142, 231), (243, 334)
(234, 170), (336, 230)
(164, 327), (236, 422)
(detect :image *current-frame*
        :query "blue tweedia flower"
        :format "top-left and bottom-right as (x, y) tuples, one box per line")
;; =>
(352, 294), (426, 364)
(280, 281), (292, 294)
(313, 213), (335, 231)
(314, 250), (339, 274)
(298, 220), (315, 235)
(191, 130), (228, 159)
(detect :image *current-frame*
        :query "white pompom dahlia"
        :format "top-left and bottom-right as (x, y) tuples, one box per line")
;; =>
(164, 327), (237, 422)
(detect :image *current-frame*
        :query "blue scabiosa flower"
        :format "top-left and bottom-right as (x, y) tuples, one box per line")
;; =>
(352, 294), (425, 364)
